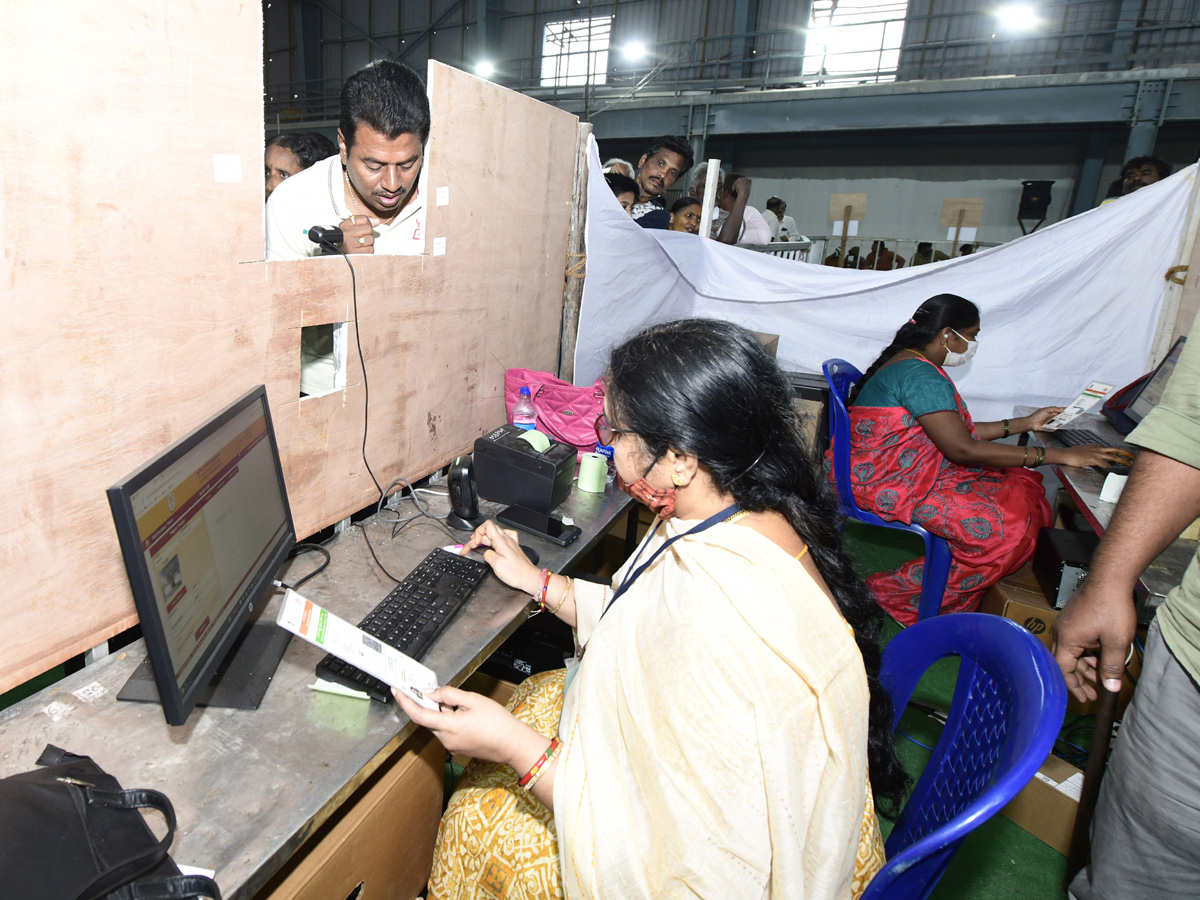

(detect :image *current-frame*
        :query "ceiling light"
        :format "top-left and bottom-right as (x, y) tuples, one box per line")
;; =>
(623, 42), (648, 62)
(475, 61), (494, 78)
(995, 3), (1040, 31)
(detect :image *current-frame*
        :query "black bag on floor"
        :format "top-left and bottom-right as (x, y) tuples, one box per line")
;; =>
(0, 744), (221, 900)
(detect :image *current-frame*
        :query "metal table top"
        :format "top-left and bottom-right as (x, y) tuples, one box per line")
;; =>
(1023, 409), (1196, 607)
(0, 483), (631, 899)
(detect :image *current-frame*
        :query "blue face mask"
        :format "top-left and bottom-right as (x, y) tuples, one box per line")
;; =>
(943, 328), (978, 367)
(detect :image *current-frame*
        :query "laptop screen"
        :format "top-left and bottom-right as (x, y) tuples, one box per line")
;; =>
(1127, 336), (1187, 426)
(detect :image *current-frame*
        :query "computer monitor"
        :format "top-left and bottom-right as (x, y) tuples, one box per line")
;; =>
(106, 385), (296, 726)
(1126, 335), (1187, 427)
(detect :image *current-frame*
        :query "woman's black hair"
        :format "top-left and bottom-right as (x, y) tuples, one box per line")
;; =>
(604, 171), (639, 200)
(850, 294), (981, 403)
(266, 132), (337, 170)
(670, 196), (701, 214)
(606, 318), (908, 811)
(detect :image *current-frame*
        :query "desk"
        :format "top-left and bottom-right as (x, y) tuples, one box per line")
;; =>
(1023, 409), (1197, 620)
(0, 483), (631, 899)
(1023, 409), (1196, 884)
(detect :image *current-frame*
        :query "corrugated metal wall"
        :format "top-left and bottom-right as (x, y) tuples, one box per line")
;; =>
(263, 0), (1200, 124)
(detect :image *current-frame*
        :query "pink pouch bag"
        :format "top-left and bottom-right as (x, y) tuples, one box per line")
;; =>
(504, 368), (605, 457)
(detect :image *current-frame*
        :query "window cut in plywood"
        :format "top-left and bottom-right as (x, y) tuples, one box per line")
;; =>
(299, 322), (348, 398)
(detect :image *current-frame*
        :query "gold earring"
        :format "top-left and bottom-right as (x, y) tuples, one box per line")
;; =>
(672, 474), (684, 487)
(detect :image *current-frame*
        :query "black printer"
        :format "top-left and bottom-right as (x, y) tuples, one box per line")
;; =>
(473, 424), (576, 514)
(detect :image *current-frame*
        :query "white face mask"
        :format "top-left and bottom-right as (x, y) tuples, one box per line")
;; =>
(942, 328), (978, 367)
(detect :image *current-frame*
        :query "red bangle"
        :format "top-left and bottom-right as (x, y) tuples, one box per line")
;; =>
(518, 737), (561, 789)
(535, 569), (552, 608)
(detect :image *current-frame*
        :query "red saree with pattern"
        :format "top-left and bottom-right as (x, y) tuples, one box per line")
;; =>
(831, 363), (1051, 625)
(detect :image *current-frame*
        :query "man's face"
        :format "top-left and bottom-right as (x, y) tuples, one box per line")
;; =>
(339, 123), (423, 219)
(636, 148), (686, 199)
(265, 145), (303, 199)
(1123, 163), (1163, 195)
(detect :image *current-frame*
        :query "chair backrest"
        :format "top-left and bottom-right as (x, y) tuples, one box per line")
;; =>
(862, 613), (1067, 900)
(821, 358), (864, 515)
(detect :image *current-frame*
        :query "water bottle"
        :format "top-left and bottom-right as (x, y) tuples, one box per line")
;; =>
(512, 386), (537, 431)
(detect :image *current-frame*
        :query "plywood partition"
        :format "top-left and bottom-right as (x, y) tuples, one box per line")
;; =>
(0, 7), (577, 693)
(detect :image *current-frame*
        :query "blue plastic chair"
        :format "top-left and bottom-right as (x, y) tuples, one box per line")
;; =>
(861, 613), (1068, 900)
(822, 358), (953, 621)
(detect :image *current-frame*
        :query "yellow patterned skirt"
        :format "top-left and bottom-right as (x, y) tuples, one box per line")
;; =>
(428, 668), (885, 900)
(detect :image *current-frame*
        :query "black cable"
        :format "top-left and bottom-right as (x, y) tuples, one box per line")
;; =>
(322, 242), (387, 505)
(355, 520), (403, 584)
(278, 542), (332, 591)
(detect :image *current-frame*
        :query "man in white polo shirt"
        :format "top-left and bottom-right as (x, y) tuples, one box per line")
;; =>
(266, 59), (428, 260)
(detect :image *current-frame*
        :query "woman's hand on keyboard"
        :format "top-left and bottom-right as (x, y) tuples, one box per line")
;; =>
(1055, 444), (1136, 469)
(462, 519), (542, 595)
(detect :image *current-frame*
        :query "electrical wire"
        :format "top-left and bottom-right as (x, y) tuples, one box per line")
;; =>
(277, 542), (332, 591)
(897, 730), (936, 753)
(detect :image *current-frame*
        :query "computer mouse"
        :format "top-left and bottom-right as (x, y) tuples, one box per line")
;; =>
(520, 544), (540, 566)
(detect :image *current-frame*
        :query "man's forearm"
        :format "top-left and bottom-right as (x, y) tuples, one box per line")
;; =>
(1087, 448), (1200, 587)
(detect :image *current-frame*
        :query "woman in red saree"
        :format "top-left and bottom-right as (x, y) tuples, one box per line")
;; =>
(835, 295), (1132, 624)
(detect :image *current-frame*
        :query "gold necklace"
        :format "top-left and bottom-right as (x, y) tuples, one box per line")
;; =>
(905, 348), (930, 361)
(344, 168), (400, 226)
(727, 510), (752, 524)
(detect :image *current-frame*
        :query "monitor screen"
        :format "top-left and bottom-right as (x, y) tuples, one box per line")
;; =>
(1127, 336), (1187, 426)
(107, 385), (296, 725)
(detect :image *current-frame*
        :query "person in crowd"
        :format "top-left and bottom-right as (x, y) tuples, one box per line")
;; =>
(265, 59), (429, 259)
(843, 245), (862, 268)
(602, 157), (635, 178)
(264, 132), (337, 199)
(668, 195), (702, 234)
(604, 171), (639, 215)
(958, 243), (976, 256)
(764, 196), (799, 241)
(691, 170), (771, 245)
(859, 240), (905, 270)
(1120, 155), (1172, 195)
(629, 136), (693, 230)
(909, 242), (949, 267)
(1052, 322), (1200, 900)
(399, 318), (908, 900)
(833, 294), (1131, 624)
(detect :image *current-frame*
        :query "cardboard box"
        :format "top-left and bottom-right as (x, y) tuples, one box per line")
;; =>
(1001, 753), (1084, 855)
(750, 331), (780, 358)
(981, 565), (1140, 715)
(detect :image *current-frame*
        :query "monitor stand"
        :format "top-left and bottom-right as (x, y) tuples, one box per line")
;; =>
(117, 622), (292, 711)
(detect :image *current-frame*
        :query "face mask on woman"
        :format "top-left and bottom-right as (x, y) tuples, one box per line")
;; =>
(942, 328), (978, 367)
(617, 473), (677, 519)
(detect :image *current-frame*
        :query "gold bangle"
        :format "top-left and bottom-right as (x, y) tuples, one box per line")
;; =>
(1022, 446), (1029, 467)
(546, 576), (572, 616)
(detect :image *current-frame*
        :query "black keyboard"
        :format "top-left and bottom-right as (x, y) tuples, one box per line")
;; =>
(1053, 428), (1114, 448)
(316, 548), (491, 702)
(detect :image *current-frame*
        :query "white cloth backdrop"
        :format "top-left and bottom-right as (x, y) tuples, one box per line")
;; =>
(574, 135), (1195, 421)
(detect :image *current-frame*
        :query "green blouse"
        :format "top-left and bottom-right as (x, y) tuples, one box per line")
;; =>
(852, 358), (957, 418)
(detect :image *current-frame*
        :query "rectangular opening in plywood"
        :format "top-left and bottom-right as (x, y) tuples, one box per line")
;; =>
(300, 323), (348, 398)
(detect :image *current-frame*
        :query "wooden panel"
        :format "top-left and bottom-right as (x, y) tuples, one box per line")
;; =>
(252, 731), (445, 900)
(0, 6), (577, 693)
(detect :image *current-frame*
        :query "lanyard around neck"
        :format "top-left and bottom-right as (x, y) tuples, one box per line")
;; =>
(603, 503), (740, 618)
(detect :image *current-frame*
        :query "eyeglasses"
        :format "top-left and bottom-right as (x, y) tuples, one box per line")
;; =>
(594, 413), (632, 447)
